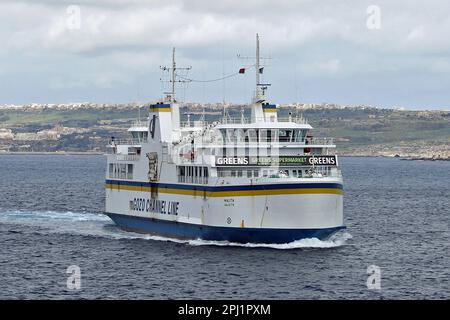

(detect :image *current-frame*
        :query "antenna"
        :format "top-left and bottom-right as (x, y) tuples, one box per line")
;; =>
(256, 33), (260, 101)
(160, 47), (191, 103)
(237, 33), (272, 104)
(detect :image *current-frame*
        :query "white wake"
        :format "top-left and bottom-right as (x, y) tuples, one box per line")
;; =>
(0, 210), (352, 249)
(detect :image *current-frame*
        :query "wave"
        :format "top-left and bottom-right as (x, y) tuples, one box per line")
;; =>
(0, 209), (110, 222)
(0, 209), (352, 249)
(185, 231), (353, 249)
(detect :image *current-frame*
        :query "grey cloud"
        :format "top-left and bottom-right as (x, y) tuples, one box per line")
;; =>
(0, 0), (449, 108)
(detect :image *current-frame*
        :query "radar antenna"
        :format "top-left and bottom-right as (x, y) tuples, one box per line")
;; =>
(160, 48), (191, 103)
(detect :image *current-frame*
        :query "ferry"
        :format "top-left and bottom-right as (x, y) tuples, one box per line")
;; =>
(105, 35), (345, 244)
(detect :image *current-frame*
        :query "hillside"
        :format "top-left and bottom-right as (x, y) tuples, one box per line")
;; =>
(0, 103), (449, 159)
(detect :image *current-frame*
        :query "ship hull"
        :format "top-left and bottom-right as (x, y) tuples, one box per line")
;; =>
(105, 179), (344, 244)
(106, 212), (345, 244)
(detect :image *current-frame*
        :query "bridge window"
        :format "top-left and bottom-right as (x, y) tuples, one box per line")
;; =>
(177, 166), (208, 184)
(247, 129), (257, 142)
(294, 129), (307, 142)
(108, 163), (133, 179)
(279, 130), (293, 142)
(131, 131), (148, 142)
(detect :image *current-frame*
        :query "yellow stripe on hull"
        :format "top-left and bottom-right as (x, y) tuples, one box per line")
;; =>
(105, 184), (343, 196)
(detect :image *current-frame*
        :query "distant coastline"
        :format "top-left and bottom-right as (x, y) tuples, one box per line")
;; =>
(1, 103), (448, 160)
(1, 151), (448, 162)
(0, 151), (102, 155)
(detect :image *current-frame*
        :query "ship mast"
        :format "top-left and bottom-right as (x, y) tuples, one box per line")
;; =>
(171, 47), (176, 101)
(248, 34), (272, 122)
(255, 33), (261, 103)
(252, 33), (270, 104)
(161, 47), (191, 103)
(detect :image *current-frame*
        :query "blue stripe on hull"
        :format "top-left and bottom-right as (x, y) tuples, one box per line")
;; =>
(105, 179), (343, 192)
(106, 213), (345, 244)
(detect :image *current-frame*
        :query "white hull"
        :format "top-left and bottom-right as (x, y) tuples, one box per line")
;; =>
(105, 178), (344, 243)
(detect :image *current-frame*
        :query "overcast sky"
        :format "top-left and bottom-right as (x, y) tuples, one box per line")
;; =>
(0, 0), (449, 109)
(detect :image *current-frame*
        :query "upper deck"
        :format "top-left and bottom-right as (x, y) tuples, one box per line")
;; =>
(105, 37), (342, 184)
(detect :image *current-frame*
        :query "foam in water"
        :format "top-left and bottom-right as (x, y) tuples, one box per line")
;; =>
(0, 210), (352, 249)
(0, 210), (110, 222)
(185, 231), (352, 249)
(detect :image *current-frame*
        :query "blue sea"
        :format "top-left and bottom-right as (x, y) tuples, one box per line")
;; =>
(0, 155), (448, 299)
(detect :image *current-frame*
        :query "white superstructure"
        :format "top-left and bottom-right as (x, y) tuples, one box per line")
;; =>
(104, 35), (344, 243)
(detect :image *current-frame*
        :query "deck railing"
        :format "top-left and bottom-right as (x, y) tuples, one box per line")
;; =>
(180, 116), (309, 128)
(109, 138), (146, 145)
(216, 167), (342, 179)
(116, 154), (140, 161)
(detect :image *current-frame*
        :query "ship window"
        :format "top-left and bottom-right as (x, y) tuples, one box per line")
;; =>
(279, 130), (292, 142)
(259, 129), (268, 142)
(262, 170), (268, 177)
(127, 164), (133, 179)
(203, 167), (208, 178)
(253, 170), (259, 177)
(247, 170), (252, 178)
(109, 164), (113, 178)
(231, 170), (236, 177)
(247, 129), (257, 142)
(237, 170), (243, 177)
(296, 130), (307, 142)
(178, 166), (185, 182)
(293, 170), (297, 177)
(119, 164), (126, 179)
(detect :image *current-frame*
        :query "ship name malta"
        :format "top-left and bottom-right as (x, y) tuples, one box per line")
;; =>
(105, 34), (345, 244)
